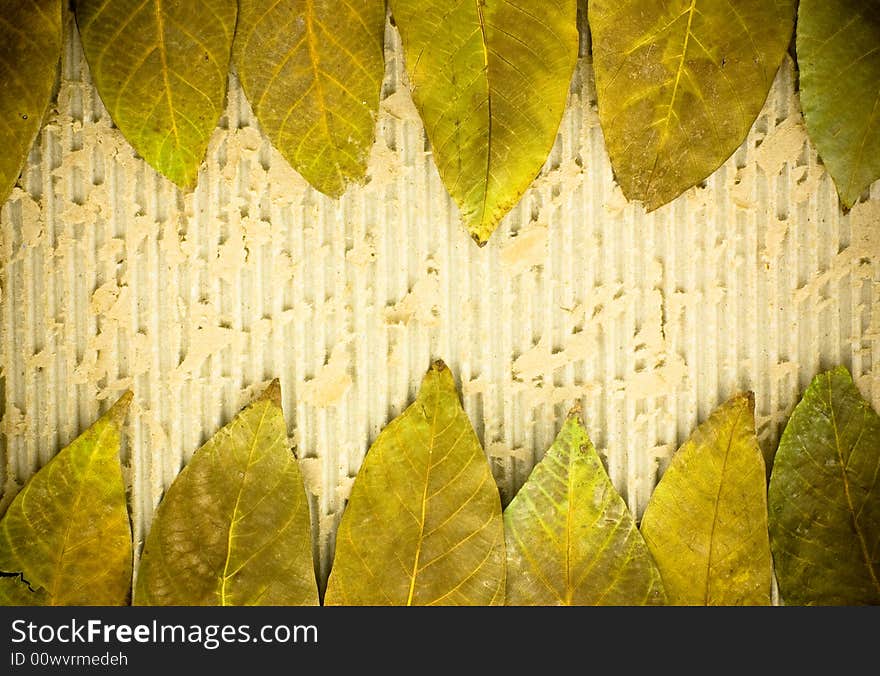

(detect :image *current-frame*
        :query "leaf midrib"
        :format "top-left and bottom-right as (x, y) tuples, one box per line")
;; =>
(304, 0), (345, 190)
(218, 402), (271, 605)
(702, 400), (745, 605)
(826, 375), (880, 595)
(406, 391), (438, 606)
(153, 0), (182, 176)
(563, 443), (575, 604)
(49, 423), (116, 605)
(474, 0), (492, 232)
(645, 0), (698, 199)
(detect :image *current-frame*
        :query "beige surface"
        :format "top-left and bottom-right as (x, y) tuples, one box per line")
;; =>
(1, 14), (878, 591)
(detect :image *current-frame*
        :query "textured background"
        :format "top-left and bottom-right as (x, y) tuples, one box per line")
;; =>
(1, 13), (878, 592)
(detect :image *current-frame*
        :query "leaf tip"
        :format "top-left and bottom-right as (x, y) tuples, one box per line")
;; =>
(472, 233), (489, 248)
(643, 192), (672, 214)
(724, 391), (755, 417)
(106, 390), (134, 426)
(566, 401), (583, 419)
(318, 181), (347, 200)
(161, 163), (199, 193)
(825, 364), (853, 381)
(423, 359), (457, 395)
(261, 379), (283, 406)
(838, 192), (857, 212)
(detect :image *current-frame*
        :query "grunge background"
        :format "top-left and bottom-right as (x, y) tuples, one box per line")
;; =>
(1, 14), (877, 589)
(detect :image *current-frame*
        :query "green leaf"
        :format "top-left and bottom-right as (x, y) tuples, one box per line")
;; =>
(504, 410), (666, 605)
(769, 367), (880, 605)
(389, 0), (579, 245)
(0, 393), (133, 606)
(135, 381), (318, 606)
(0, 0), (61, 205)
(235, 0), (385, 198)
(797, 0), (880, 208)
(590, 0), (796, 211)
(75, 0), (237, 189)
(325, 361), (505, 605)
(640, 393), (772, 605)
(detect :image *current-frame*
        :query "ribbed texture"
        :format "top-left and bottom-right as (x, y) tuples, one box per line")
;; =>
(1, 14), (877, 592)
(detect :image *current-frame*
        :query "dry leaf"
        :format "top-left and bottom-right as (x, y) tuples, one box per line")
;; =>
(0, 393), (133, 606)
(640, 393), (772, 605)
(769, 366), (880, 605)
(504, 410), (665, 605)
(76, 0), (237, 188)
(135, 381), (318, 606)
(590, 0), (795, 210)
(324, 360), (505, 605)
(798, 0), (880, 208)
(235, 0), (385, 197)
(389, 0), (578, 244)
(0, 0), (61, 204)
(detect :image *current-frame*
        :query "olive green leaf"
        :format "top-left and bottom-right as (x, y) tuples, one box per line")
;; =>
(504, 410), (666, 605)
(798, 0), (880, 208)
(135, 381), (318, 606)
(325, 361), (505, 605)
(0, 392), (133, 606)
(769, 367), (880, 605)
(640, 393), (772, 605)
(235, 0), (385, 198)
(75, 0), (237, 189)
(590, 0), (796, 211)
(388, 0), (579, 245)
(0, 0), (61, 205)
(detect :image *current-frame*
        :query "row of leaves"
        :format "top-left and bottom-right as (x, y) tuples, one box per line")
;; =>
(0, 361), (877, 606)
(2, 1), (878, 245)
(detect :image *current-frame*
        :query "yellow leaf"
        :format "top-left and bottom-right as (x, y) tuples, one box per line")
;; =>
(504, 410), (666, 605)
(590, 0), (796, 210)
(640, 393), (772, 605)
(389, 0), (579, 244)
(76, 0), (237, 189)
(235, 0), (386, 198)
(0, 393), (133, 606)
(324, 361), (505, 605)
(0, 0), (61, 205)
(135, 381), (318, 606)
